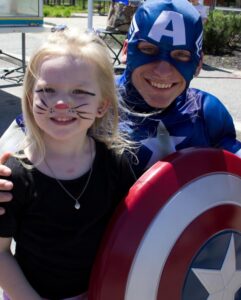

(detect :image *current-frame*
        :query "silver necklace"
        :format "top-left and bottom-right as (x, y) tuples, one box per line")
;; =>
(44, 139), (93, 210)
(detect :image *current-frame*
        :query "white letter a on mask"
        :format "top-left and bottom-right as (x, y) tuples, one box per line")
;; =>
(148, 11), (186, 46)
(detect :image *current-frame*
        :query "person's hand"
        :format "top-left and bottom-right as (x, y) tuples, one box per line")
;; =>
(0, 153), (13, 215)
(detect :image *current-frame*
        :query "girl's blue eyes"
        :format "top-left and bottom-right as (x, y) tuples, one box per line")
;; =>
(36, 88), (54, 93)
(35, 88), (96, 97)
(72, 89), (84, 95)
(36, 88), (84, 95)
(44, 88), (55, 93)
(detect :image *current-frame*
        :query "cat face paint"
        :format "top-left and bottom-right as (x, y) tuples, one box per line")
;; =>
(31, 55), (104, 141)
(34, 87), (96, 121)
(126, 0), (203, 83)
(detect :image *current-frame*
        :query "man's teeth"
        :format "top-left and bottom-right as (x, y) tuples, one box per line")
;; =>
(150, 82), (172, 89)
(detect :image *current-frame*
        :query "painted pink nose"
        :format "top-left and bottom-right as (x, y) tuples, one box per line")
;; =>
(54, 103), (70, 109)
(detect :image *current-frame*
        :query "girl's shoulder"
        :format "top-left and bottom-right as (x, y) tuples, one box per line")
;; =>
(95, 139), (128, 165)
(94, 139), (136, 180)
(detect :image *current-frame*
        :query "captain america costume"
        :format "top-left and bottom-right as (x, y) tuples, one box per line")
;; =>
(116, 0), (241, 176)
(118, 85), (241, 176)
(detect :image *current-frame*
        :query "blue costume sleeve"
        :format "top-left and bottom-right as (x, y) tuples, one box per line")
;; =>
(15, 114), (25, 132)
(202, 93), (241, 157)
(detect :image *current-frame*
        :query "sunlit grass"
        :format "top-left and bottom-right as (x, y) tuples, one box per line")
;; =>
(43, 2), (110, 17)
(43, 5), (86, 17)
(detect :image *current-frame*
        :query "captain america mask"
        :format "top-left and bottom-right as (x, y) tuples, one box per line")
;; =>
(126, 0), (203, 84)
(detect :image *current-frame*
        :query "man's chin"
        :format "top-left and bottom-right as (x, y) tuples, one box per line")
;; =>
(144, 97), (175, 110)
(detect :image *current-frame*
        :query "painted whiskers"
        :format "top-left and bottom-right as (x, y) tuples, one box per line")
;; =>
(35, 98), (94, 120)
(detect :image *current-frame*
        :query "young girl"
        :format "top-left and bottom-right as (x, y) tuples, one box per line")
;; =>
(0, 29), (136, 300)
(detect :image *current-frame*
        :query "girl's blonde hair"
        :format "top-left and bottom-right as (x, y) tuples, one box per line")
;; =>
(22, 28), (133, 163)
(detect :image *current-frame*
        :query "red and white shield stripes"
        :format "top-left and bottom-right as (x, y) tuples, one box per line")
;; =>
(89, 148), (241, 300)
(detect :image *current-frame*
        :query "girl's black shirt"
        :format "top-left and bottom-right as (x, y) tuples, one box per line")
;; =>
(0, 140), (136, 299)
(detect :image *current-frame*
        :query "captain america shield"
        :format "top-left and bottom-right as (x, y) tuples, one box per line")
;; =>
(88, 148), (241, 300)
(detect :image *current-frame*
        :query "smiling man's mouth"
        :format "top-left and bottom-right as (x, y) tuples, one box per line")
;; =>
(149, 81), (173, 89)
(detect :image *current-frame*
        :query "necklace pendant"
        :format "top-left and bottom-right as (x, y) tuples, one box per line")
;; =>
(44, 138), (93, 211)
(75, 201), (81, 210)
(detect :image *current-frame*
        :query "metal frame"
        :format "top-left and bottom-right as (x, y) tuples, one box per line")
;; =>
(96, 28), (126, 65)
(0, 26), (46, 84)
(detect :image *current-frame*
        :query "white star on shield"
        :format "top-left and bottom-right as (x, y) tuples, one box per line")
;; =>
(192, 234), (241, 299)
